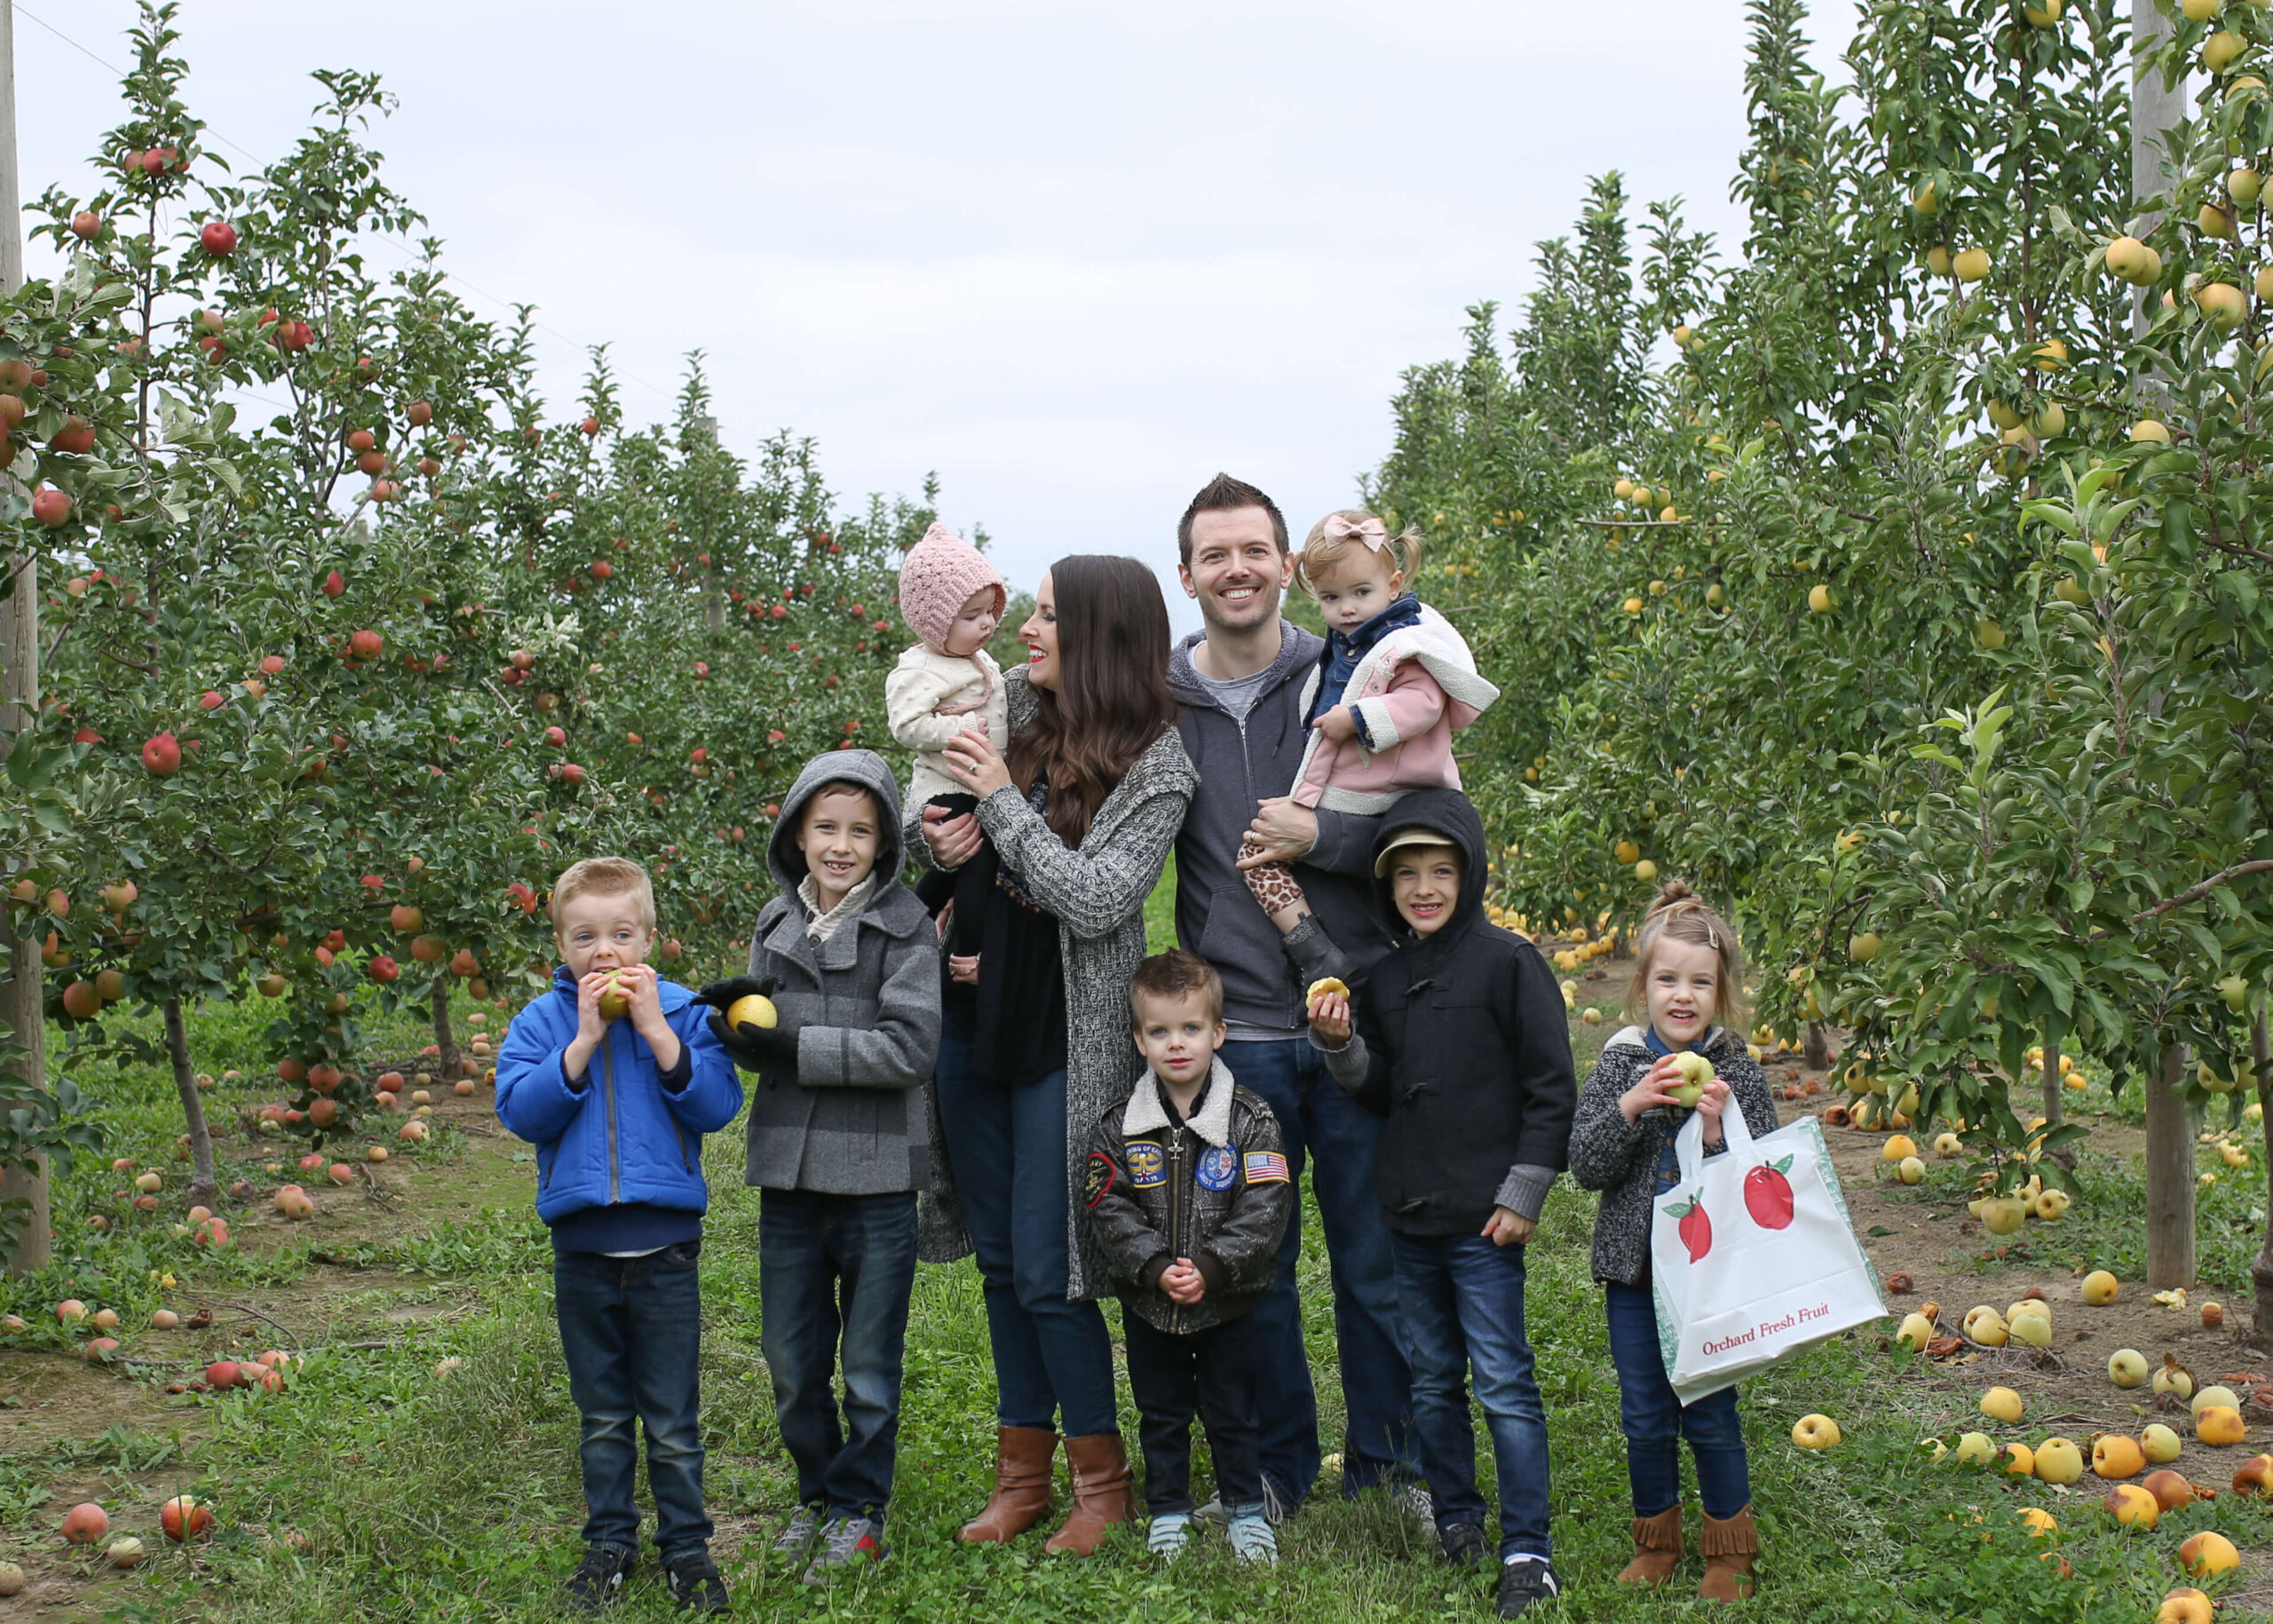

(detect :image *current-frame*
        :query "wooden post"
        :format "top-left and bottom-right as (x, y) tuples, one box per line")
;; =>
(2249, 1012), (2273, 1345)
(2040, 1036), (2063, 1129)
(0, 0), (49, 1278)
(2146, 1042), (2197, 1289)
(2133, 0), (2181, 335)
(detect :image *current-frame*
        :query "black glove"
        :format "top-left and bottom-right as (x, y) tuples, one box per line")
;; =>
(705, 1008), (800, 1078)
(697, 978), (799, 1076)
(693, 975), (783, 1012)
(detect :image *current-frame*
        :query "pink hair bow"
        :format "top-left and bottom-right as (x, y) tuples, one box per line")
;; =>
(1320, 514), (1389, 550)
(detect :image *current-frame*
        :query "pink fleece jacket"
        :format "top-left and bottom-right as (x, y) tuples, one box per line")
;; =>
(1288, 604), (1501, 815)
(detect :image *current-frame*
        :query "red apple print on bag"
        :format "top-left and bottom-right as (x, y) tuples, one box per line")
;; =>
(1666, 1191), (1712, 1262)
(1744, 1156), (1796, 1230)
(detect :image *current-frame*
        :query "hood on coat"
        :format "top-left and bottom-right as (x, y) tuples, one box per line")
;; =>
(765, 748), (909, 898)
(1165, 619), (1321, 711)
(1368, 787), (1489, 954)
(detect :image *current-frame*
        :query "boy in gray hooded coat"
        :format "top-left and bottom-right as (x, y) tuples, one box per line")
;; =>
(697, 749), (943, 1582)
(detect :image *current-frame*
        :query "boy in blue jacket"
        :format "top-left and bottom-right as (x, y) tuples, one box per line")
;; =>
(496, 856), (744, 1615)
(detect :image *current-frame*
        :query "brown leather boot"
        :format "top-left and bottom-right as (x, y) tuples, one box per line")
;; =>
(1699, 1506), (1759, 1601)
(1042, 1432), (1136, 1556)
(957, 1427), (1058, 1543)
(1615, 1506), (1685, 1587)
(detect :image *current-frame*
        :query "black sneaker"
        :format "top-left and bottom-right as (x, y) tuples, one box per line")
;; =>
(661, 1547), (731, 1614)
(563, 1543), (636, 1613)
(1497, 1557), (1561, 1619)
(1439, 1522), (1490, 1570)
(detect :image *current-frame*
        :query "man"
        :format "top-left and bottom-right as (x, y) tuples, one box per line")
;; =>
(1164, 471), (1421, 1521)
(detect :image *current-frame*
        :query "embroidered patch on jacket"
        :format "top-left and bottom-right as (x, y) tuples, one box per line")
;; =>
(1083, 1152), (1117, 1209)
(1195, 1145), (1239, 1192)
(1127, 1140), (1165, 1188)
(1242, 1150), (1290, 1185)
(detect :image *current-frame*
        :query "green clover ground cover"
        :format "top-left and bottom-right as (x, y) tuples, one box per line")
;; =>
(4, 963), (2271, 1620)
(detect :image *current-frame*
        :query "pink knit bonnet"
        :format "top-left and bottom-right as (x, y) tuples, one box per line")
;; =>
(899, 522), (1007, 654)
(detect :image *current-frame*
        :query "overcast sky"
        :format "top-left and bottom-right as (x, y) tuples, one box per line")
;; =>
(18, 0), (1862, 629)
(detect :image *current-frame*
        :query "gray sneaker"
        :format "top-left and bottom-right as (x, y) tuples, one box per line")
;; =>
(1196, 1476), (1295, 1527)
(771, 1505), (824, 1565)
(801, 1514), (887, 1585)
(1226, 1509), (1279, 1565)
(1148, 1511), (1192, 1560)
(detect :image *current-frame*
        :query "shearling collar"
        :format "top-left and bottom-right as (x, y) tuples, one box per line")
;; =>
(1605, 1024), (1734, 1060)
(1121, 1056), (1238, 1147)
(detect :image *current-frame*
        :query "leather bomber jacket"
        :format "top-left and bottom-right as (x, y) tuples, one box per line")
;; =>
(1081, 1058), (1294, 1335)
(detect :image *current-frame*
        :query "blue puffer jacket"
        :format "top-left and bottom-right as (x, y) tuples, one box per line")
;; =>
(495, 967), (744, 1224)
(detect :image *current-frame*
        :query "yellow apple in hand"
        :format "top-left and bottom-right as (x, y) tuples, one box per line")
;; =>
(1668, 1050), (1713, 1108)
(597, 974), (630, 1022)
(725, 993), (779, 1033)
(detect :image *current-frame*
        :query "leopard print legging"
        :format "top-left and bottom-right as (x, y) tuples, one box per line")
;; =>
(1239, 837), (1310, 918)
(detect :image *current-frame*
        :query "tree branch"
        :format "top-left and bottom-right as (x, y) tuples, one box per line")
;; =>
(2134, 860), (2273, 922)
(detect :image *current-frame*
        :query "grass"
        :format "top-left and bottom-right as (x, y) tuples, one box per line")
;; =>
(5, 941), (2273, 1620)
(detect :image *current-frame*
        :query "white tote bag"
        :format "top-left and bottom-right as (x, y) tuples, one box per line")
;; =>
(1649, 1105), (1885, 1403)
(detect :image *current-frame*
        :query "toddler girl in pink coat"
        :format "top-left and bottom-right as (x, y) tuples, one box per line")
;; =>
(1241, 509), (1500, 988)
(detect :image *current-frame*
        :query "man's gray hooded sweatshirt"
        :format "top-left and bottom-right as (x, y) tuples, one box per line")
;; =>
(741, 749), (943, 1197)
(1168, 621), (1393, 1034)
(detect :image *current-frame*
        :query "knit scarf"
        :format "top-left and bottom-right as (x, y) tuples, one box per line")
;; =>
(797, 874), (875, 943)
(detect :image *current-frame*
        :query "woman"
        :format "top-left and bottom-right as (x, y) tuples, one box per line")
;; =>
(917, 554), (1196, 1556)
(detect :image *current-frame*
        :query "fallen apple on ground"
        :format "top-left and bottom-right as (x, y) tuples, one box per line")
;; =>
(1790, 1414), (1841, 1448)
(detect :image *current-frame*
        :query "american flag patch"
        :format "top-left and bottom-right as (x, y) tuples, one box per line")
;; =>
(1243, 1151), (1290, 1185)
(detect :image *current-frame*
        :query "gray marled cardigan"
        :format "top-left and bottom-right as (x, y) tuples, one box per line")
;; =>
(910, 667), (1198, 1297)
(1566, 1025), (1778, 1287)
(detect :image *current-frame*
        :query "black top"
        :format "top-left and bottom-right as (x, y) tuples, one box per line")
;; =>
(971, 774), (1070, 1086)
(1342, 788), (1579, 1235)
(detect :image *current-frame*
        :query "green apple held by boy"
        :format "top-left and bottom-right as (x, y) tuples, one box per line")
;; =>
(495, 857), (743, 1614)
(1306, 789), (1576, 1620)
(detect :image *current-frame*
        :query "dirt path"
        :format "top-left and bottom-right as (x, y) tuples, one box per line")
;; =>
(0, 1086), (537, 1619)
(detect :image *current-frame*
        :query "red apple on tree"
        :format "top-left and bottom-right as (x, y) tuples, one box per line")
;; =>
(368, 955), (400, 983)
(72, 210), (102, 240)
(30, 487), (72, 527)
(321, 569), (345, 598)
(141, 732), (181, 775)
(407, 400), (433, 425)
(349, 629), (384, 660)
(198, 220), (237, 256)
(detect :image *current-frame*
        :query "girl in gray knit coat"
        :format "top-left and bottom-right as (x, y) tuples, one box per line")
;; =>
(1566, 882), (1776, 1604)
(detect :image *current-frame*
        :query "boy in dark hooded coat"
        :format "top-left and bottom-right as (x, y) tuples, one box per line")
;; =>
(1304, 788), (1576, 1620)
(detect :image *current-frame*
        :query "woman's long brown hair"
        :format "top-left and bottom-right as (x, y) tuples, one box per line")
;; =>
(1007, 554), (1176, 846)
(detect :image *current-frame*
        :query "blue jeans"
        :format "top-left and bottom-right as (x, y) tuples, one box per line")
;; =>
(934, 1016), (1119, 1438)
(553, 1242), (712, 1557)
(1605, 1281), (1751, 1518)
(1228, 1037), (1417, 1499)
(760, 1188), (919, 1522)
(1390, 1231), (1551, 1561)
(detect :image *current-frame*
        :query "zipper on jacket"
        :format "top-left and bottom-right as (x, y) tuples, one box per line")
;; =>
(1166, 1123), (1189, 1335)
(601, 1034), (622, 1203)
(1232, 709), (1303, 1028)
